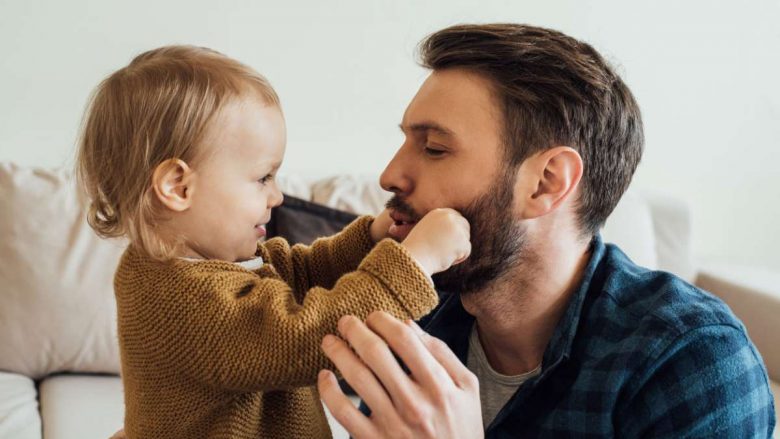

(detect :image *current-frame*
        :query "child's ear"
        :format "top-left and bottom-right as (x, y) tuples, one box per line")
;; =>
(515, 146), (583, 219)
(151, 159), (196, 212)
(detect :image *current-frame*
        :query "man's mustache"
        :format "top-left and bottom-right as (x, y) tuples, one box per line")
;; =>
(385, 196), (422, 222)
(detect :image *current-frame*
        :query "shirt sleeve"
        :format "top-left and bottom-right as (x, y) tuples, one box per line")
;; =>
(156, 238), (439, 393)
(616, 324), (776, 438)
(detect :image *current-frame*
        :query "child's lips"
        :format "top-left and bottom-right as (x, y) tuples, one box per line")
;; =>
(255, 224), (267, 238)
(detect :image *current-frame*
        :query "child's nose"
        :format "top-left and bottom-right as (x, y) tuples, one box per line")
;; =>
(270, 187), (284, 208)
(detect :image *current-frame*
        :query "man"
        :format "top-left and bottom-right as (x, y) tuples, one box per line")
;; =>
(317, 23), (776, 438)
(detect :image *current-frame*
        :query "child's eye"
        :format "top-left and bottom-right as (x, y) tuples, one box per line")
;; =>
(258, 174), (274, 185)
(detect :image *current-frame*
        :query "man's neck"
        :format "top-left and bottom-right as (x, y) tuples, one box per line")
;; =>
(461, 238), (592, 376)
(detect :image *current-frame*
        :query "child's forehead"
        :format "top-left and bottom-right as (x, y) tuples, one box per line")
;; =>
(199, 98), (285, 167)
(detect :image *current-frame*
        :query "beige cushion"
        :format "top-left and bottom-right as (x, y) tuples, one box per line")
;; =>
(311, 175), (387, 215)
(0, 372), (41, 439)
(276, 174), (315, 201)
(0, 163), (124, 378)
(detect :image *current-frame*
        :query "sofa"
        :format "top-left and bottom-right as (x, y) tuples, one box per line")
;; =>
(0, 162), (777, 438)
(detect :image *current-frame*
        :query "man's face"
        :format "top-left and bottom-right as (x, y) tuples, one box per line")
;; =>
(381, 69), (528, 294)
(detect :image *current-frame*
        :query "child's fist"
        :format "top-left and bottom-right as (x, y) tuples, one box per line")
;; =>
(401, 208), (471, 276)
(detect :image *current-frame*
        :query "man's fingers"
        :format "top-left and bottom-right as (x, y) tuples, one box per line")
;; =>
(365, 312), (453, 392)
(320, 332), (396, 417)
(408, 320), (478, 391)
(317, 369), (377, 439)
(338, 315), (419, 407)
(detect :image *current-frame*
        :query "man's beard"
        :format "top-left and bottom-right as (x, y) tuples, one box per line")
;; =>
(386, 169), (527, 296)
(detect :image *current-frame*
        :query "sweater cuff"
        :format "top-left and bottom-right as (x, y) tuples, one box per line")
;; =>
(358, 239), (439, 319)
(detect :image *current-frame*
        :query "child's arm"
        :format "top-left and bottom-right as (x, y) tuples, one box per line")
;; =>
(260, 213), (392, 297)
(161, 239), (436, 392)
(150, 208), (469, 393)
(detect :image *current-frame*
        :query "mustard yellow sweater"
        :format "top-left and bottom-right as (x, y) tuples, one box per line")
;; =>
(114, 216), (439, 439)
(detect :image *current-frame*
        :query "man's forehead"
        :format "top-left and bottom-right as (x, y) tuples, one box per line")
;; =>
(401, 69), (501, 137)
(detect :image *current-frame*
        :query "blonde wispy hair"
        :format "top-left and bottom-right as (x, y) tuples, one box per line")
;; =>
(76, 45), (280, 260)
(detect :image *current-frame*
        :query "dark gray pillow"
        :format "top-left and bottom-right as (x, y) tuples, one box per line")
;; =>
(265, 194), (361, 394)
(265, 194), (359, 245)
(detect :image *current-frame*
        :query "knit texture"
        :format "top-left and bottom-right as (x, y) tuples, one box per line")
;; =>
(114, 216), (438, 438)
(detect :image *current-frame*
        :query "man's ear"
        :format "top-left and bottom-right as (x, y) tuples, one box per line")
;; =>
(515, 146), (583, 219)
(151, 158), (196, 212)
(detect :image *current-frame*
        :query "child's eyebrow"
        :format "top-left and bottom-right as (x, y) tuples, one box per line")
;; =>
(255, 160), (282, 172)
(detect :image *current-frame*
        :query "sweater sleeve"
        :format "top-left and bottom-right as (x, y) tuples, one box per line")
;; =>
(157, 238), (438, 393)
(259, 215), (377, 299)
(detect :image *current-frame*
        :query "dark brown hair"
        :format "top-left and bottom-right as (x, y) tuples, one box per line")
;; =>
(419, 24), (644, 237)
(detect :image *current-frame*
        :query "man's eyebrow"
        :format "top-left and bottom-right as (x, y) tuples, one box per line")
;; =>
(398, 122), (455, 137)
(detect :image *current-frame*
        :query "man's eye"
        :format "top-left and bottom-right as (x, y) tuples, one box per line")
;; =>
(424, 147), (446, 157)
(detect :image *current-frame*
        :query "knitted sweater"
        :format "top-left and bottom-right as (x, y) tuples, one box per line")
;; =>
(114, 216), (438, 438)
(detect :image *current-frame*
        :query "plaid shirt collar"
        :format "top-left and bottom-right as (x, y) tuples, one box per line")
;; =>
(422, 235), (605, 375)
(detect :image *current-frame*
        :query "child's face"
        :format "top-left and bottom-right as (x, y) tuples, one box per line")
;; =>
(181, 97), (286, 261)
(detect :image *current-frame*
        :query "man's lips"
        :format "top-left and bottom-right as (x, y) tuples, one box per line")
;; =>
(389, 210), (419, 224)
(388, 210), (419, 240)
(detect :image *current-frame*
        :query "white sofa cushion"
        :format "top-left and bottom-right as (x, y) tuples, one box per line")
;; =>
(35, 373), (357, 439)
(0, 372), (41, 439)
(38, 374), (124, 439)
(0, 163), (124, 378)
(643, 192), (695, 281)
(601, 189), (658, 270)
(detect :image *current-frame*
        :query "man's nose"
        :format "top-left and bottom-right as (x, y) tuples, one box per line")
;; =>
(380, 147), (413, 196)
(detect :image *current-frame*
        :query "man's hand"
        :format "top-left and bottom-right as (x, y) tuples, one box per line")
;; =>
(318, 312), (483, 439)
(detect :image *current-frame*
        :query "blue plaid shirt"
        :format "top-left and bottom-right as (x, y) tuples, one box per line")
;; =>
(361, 235), (776, 437)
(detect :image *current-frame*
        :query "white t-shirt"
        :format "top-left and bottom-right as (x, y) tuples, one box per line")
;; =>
(466, 324), (541, 426)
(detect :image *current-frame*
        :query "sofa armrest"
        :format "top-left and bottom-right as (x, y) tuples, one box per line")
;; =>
(695, 266), (780, 382)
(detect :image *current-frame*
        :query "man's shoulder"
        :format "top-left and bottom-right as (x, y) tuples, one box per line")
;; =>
(596, 243), (745, 339)
(580, 243), (758, 377)
(578, 245), (774, 436)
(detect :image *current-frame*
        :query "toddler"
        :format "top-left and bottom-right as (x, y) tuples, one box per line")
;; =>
(76, 46), (470, 438)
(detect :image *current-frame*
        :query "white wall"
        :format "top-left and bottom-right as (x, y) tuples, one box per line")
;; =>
(1, 0), (778, 270)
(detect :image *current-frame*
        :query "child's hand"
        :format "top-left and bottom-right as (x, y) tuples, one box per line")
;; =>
(401, 208), (471, 276)
(369, 209), (395, 243)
